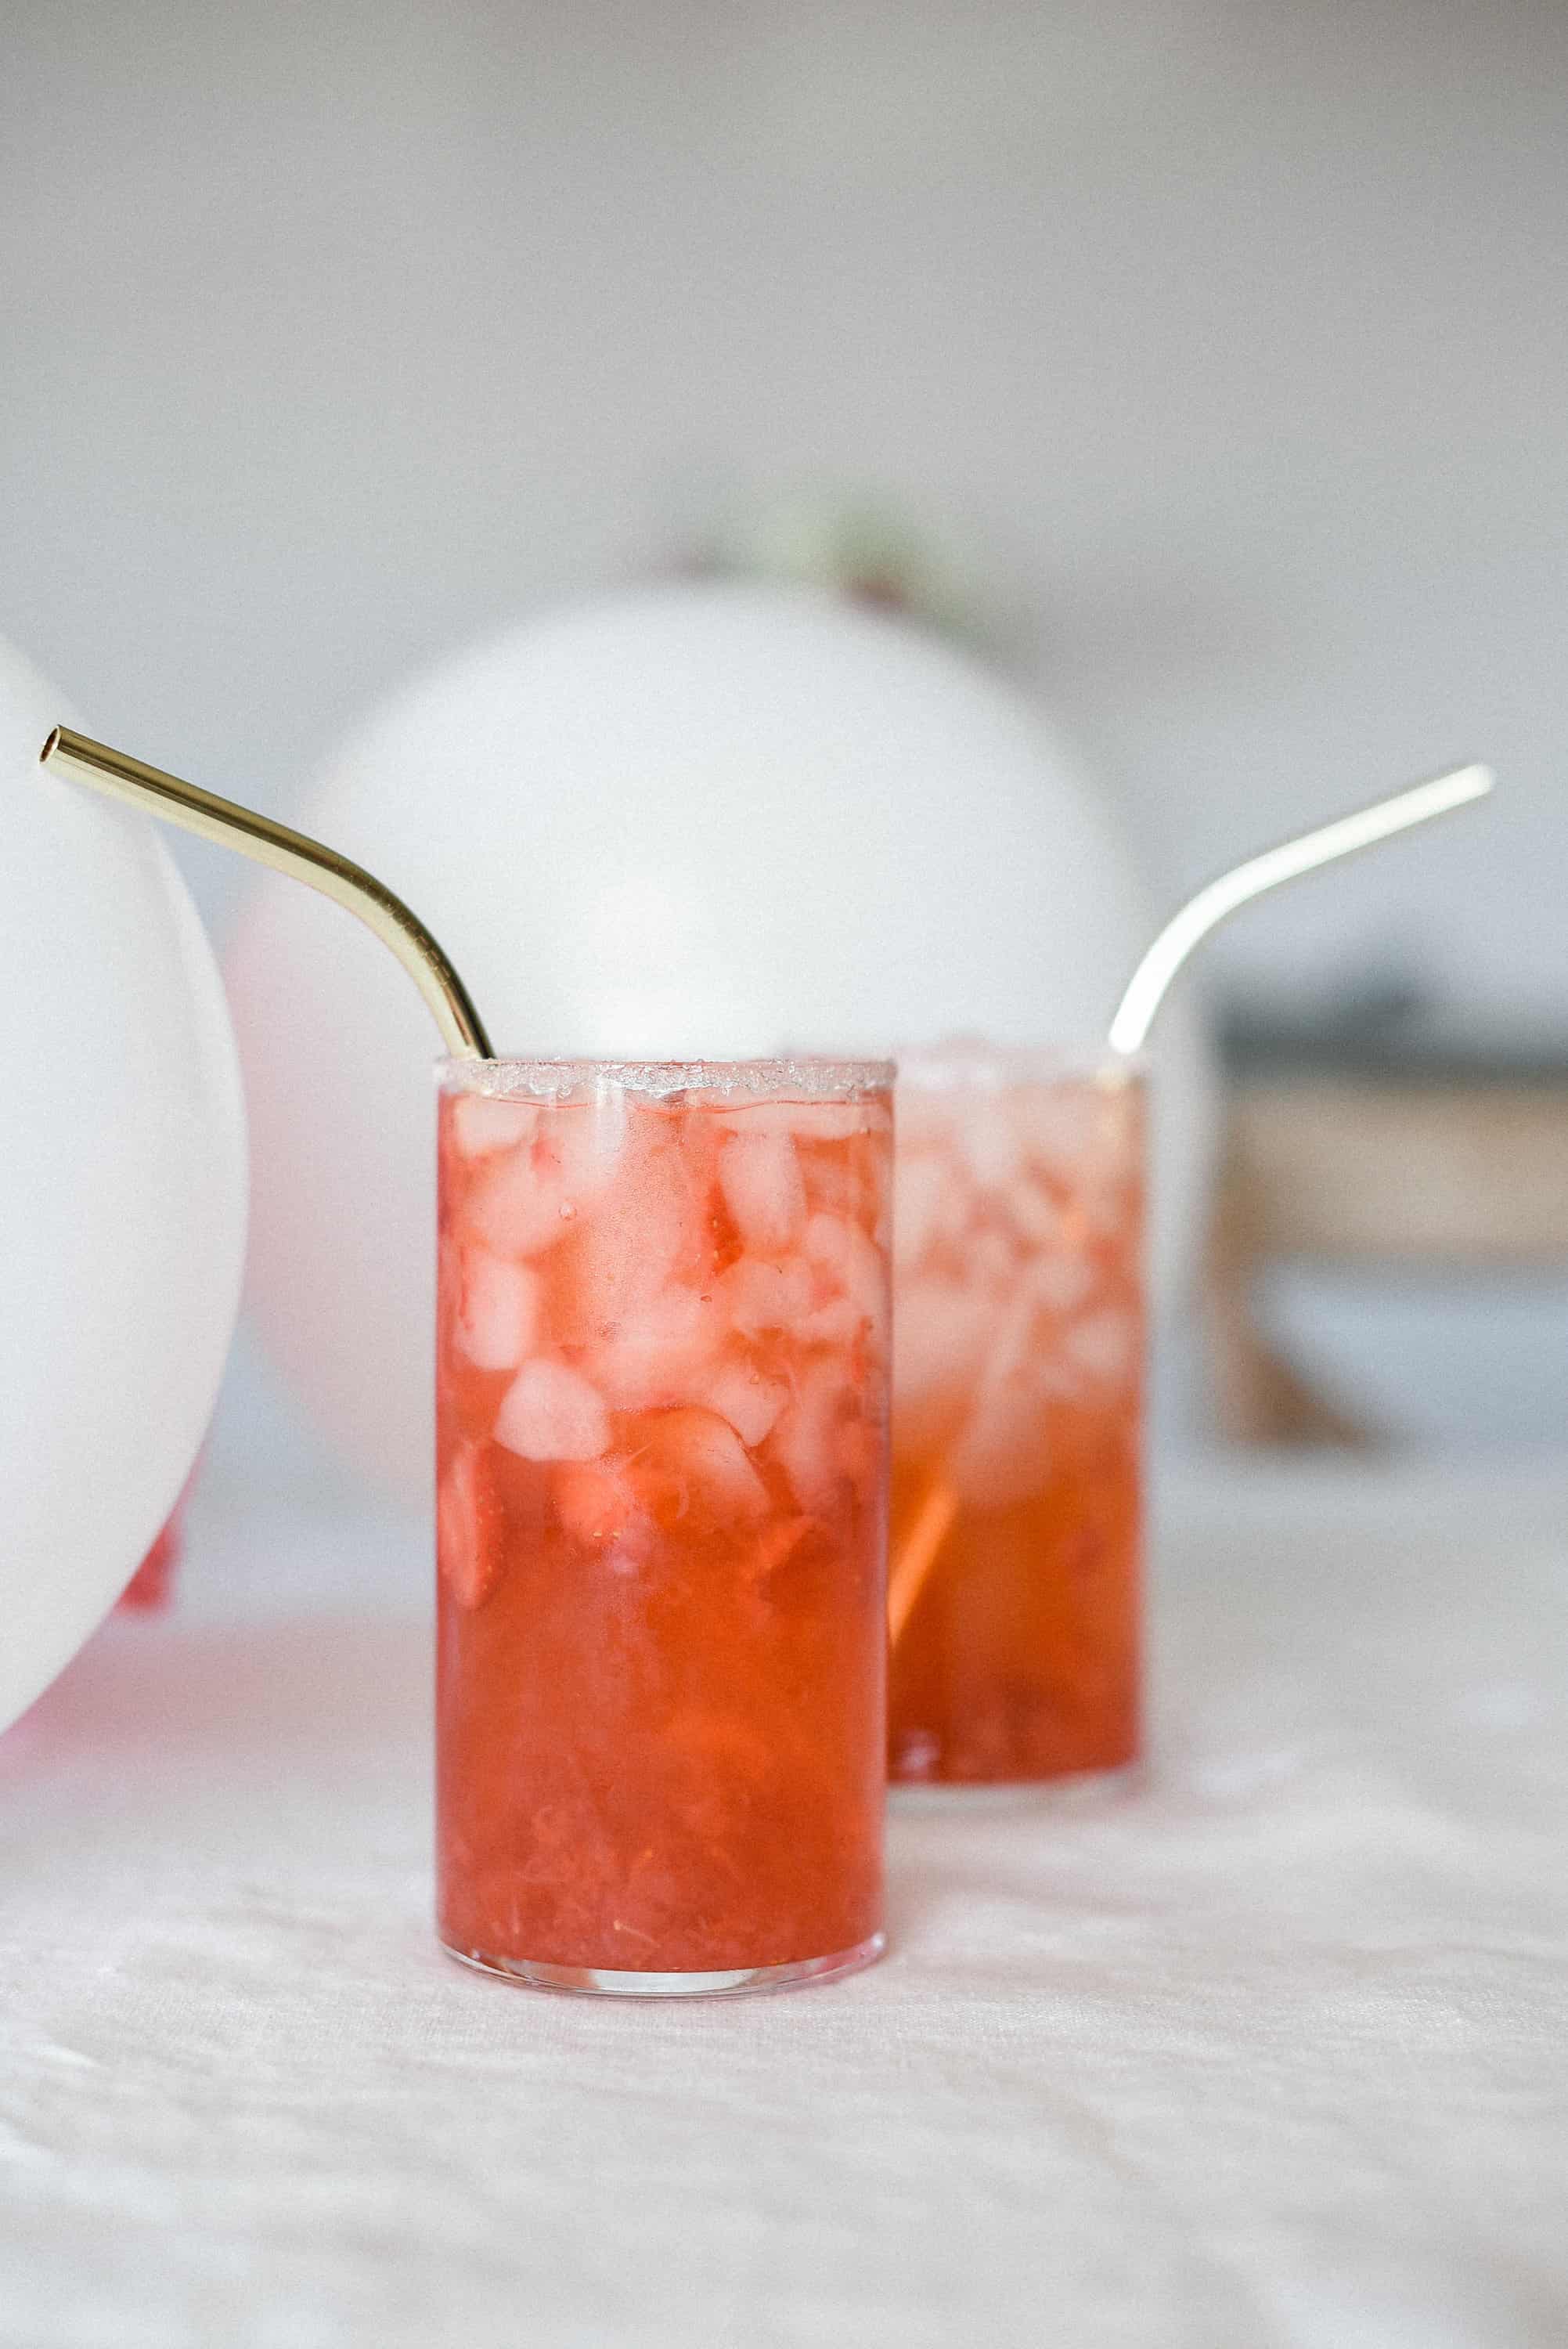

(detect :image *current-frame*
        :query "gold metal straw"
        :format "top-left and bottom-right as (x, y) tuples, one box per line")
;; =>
(890, 756), (1495, 1650)
(1107, 763), (1494, 1058)
(38, 726), (494, 1059)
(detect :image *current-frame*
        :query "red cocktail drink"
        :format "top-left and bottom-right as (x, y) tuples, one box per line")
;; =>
(889, 1050), (1144, 1784)
(437, 1057), (892, 1994)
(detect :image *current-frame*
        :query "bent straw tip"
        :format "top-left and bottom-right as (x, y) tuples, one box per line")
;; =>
(1436, 759), (1492, 795)
(1107, 753), (1496, 1059)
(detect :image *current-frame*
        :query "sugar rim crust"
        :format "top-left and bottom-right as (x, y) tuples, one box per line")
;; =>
(895, 1037), (1142, 1091)
(437, 1054), (896, 1102)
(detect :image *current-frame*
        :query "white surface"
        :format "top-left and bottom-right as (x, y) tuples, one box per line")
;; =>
(0, 637), (247, 1733)
(4, 1461), (1565, 2346)
(227, 585), (1213, 1502)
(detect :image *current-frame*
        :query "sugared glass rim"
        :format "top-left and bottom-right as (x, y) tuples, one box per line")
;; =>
(895, 1037), (1144, 1092)
(436, 1053), (896, 1103)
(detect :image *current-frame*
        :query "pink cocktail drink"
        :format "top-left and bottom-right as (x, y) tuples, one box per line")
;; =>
(436, 1058), (892, 1994)
(889, 1049), (1144, 1784)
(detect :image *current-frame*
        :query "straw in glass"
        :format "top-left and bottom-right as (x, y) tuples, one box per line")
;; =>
(38, 726), (493, 1059)
(1108, 764), (1492, 1056)
(889, 760), (1494, 1651)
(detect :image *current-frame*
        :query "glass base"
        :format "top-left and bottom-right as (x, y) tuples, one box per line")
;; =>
(442, 1929), (886, 1999)
(889, 1759), (1144, 1810)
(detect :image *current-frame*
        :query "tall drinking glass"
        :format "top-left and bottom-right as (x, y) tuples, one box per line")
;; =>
(436, 1056), (893, 1994)
(889, 1046), (1144, 1786)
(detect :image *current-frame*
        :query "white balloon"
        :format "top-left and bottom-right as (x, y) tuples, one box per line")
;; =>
(0, 639), (247, 1729)
(230, 584), (1213, 1502)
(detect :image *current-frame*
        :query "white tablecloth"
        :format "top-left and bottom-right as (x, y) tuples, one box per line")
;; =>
(3, 1463), (1566, 2347)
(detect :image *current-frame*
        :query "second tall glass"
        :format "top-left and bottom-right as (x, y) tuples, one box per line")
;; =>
(888, 1045), (1145, 1787)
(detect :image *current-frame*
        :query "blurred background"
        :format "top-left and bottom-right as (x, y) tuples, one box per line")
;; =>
(5, 0), (1566, 1558)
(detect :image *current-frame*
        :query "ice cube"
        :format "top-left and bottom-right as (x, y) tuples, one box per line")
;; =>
(769, 1357), (855, 1512)
(692, 1359), (789, 1449)
(802, 1213), (887, 1336)
(629, 1406), (770, 1522)
(437, 1444), (504, 1607)
(765, 1362), (878, 1503)
(466, 1104), (626, 1260)
(465, 1145), (573, 1258)
(450, 1092), (536, 1160)
(717, 1129), (807, 1254)
(548, 1098), (631, 1220)
(569, 1117), (698, 1329)
(1016, 1084), (1101, 1174)
(589, 1285), (726, 1411)
(553, 1459), (643, 1546)
(721, 1252), (816, 1337)
(717, 1099), (886, 1142)
(494, 1359), (611, 1461)
(798, 1297), (860, 1347)
(456, 1250), (539, 1371)
(957, 1099), (1025, 1193)
(797, 1154), (849, 1218)
(1018, 1082), (1137, 1211)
